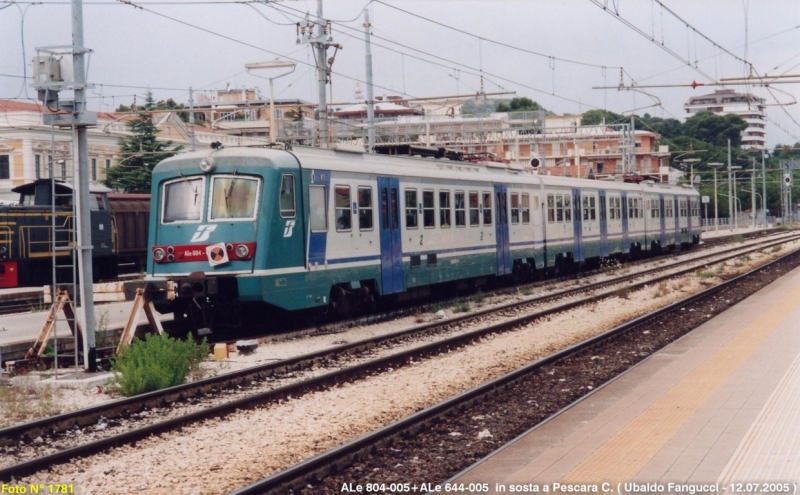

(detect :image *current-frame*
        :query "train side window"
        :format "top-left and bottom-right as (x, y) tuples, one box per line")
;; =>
(547, 194), (555, 223)
(405, 189), (418, 229)
(582, 196), (589, 221)
(358, 186), (373, 230)
(510, 193), (520, 225)
(309, 185), (328, 232)
(279, 175), (296, 219)
(423, 190), (435, 228)
(555, 195), (564, 222)
(482, 192), (492, 226)
(680, 199), (687, 217)
(564, 194), (572, 222)
(211, 176), (260, 220)
(334, 185), (352, 231)
(521, 194), (530, 224)
(455, 191), (466, 227)
(665, 199), (673, 218)
(163, 177), (204, 224)
(439, 190), (451, 228)
(609, 196), (617, 220)
(469, 191), (480, 226)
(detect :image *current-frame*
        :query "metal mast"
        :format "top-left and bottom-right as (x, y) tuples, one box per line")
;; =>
(71, 0), (97, 371)
(364, 8), (375, 152)
(298, 0), (339, 148)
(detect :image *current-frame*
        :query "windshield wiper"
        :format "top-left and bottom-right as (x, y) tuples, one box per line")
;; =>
(224, 170), (238, 209)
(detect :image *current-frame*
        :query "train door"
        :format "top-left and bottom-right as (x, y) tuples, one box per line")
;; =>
(674, 196), (680, 243)
(659, 194), (667, 247)
(599, 190), (608, 257)
(572, 188), (584, 262)
(307, 170), (330, 266)
(686, 196), (692, 234)
(378, 177), (404, 294)
(494, 184), (512, 275)
(621, 192), (630, 253)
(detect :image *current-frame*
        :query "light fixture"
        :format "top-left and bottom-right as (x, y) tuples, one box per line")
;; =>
(199, 157), (215, 173)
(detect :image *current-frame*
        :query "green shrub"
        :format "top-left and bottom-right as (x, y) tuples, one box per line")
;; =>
(452, 301), (471, 313)
(111, 333), (209, 397)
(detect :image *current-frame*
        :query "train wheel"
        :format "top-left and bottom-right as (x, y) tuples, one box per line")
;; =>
(330, 286), (353, 319)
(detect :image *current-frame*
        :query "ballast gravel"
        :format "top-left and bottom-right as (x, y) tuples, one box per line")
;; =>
(13, 240), (800, 494)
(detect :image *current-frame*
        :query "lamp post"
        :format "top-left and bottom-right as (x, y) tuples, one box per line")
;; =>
(682, 158), (701, 189)
(750, 156), (757, 228)
(245, 60), (297, 143)
(709, 162), (723, 231)
(761, 150), (768, 224)
(730, 165), (741, 229)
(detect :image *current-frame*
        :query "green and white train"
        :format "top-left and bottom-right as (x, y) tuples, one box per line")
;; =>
(146, 146), (701, 335)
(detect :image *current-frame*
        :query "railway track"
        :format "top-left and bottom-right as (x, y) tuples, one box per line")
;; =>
(0, 232), (797, 483)
(233, 239), (800, 494)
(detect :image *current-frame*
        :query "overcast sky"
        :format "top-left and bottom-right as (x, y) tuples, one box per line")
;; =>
(2, 0), (799, 146)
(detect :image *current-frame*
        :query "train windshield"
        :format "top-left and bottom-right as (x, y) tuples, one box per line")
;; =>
(210, 175), (260, 220)
(163, 177), (204, 223)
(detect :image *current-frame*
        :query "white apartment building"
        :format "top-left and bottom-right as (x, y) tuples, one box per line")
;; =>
(683, 89), (766, 150)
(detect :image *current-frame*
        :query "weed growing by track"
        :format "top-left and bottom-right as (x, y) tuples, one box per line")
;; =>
(110, 334), (209, 397)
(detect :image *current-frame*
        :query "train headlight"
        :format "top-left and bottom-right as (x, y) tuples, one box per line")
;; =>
(153, 247), (166, 261)
(199, 157), (215, 173)
(235, 244), (250, 258)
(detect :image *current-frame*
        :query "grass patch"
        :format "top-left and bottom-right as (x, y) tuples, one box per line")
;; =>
(0, 381), (62, 428)
(697, 270), (716, 279)
(452, 301), (471, 313)
(613, 286), (632, 299)
(653, 282), (668, 298)
(110, 334), (209, 397)
(771, 245), (784, 253)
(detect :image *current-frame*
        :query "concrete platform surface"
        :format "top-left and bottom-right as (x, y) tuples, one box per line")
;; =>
(452, 265), (800, 492)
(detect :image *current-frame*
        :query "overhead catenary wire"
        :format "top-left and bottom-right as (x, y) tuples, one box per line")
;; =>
(115, 0), (606, 112)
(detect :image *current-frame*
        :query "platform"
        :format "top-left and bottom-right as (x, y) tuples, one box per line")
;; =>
(452, 264), (800, 491)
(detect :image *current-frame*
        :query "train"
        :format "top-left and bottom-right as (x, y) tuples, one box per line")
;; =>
(0, 179), (150, 288)
(145, 145), (702, 336)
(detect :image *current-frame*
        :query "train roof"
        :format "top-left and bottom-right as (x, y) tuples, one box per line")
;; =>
(154, 146), (698, 197)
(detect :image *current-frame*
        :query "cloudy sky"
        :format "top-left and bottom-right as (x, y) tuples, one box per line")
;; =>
(2, 0), (799, 146)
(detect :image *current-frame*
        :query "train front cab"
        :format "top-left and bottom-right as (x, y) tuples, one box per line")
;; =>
(148, 149), (308, 335)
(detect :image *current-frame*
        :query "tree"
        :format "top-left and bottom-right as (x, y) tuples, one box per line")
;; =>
(117, 96), (192, 122)
(581, 109), (625, 126)
(105, 92), (182, 193)
(284, 106), (305, 121)
(682, 112), (747, 148)
(496, 97), (540, 113)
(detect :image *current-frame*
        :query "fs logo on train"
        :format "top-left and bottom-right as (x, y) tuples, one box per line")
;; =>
(191, 224), (217, 242)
